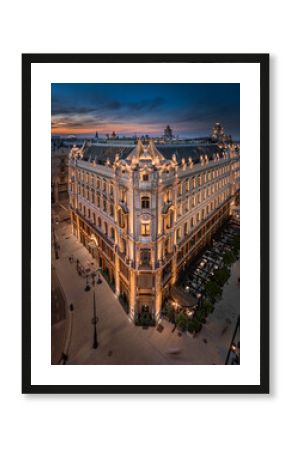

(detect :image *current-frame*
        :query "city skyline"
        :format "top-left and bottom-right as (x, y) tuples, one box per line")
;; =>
(51, 83), (240, 139)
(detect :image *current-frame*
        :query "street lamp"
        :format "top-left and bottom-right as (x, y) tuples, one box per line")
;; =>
(52, 217), (59, 260)
(92, 291), (99, 349)
(96, 269), (102, 284)
(85, 275), (91, 291)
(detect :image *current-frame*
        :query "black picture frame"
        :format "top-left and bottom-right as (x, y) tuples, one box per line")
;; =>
(22, 53), (269, 394)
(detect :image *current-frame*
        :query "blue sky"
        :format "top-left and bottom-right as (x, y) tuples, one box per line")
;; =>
(51, 83), (240, 139)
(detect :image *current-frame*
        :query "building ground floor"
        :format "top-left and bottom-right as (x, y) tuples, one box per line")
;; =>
(51, 214), (240, 364)
(70, 196), (236, 324)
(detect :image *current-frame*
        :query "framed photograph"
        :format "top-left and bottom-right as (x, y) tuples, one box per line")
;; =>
(22, 53), (269, 394)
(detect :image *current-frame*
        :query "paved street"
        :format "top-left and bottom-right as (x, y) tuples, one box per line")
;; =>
(51, 206), (240, 365)
(51, 269), (67, 364)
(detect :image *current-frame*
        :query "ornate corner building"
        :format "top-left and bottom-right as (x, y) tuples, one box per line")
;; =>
(51, 142), (69, 204)
(68, 138), (240, 324)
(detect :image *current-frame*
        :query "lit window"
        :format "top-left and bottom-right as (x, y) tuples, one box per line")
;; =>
(141, 222), (150, 236)
(120, 189), (126, 202)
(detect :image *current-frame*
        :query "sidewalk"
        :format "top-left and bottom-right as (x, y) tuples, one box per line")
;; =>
(52, 221), (240, 365)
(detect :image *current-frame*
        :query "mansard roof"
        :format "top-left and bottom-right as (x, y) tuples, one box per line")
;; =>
(81, 141), (230, 165)
(155, 144), (224, 163)
(82, 143), (134, 163)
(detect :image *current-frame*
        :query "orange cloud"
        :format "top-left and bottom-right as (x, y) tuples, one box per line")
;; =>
(51, 122), (163, 135)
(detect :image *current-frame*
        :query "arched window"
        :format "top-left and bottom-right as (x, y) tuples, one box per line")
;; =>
(110, 228), (115, 241)
(141, 196), (150, 209)
(104, 222), (108, 235)
(97, 217), (102, 228)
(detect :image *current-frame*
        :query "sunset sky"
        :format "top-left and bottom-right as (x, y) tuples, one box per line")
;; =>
(51, 83), (240, 139)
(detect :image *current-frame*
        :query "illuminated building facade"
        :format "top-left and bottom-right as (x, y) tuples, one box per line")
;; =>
(68, 137), (240, 324)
